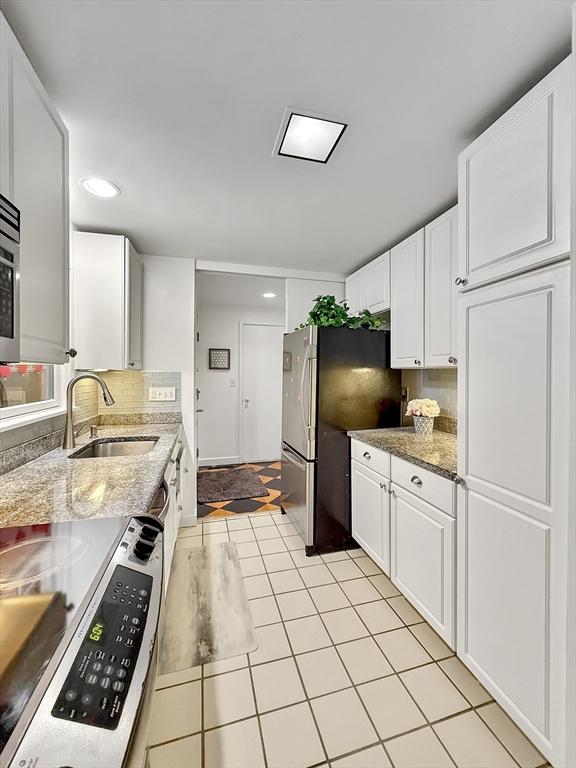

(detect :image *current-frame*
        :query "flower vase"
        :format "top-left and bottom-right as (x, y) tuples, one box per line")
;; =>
(413, 415), (434, 436)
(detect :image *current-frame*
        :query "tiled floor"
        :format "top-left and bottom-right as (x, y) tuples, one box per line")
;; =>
(197, 461), (282, 519)
(147, 511), (549, 768)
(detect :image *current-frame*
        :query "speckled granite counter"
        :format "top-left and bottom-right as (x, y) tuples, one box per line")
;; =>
(348, 427), (458, 481)
(0, 424), (181, 527)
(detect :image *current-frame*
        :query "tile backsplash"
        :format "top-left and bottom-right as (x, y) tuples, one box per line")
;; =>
(401, 368), (457, 432)
(98, 371), (181, 417)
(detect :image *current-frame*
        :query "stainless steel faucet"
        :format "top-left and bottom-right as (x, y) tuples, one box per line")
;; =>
(63, 373), (115, 449)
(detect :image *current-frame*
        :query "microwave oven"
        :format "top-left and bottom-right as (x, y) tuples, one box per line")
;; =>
(0, 194), (20, 364)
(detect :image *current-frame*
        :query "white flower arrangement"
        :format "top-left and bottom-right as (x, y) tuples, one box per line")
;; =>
(405, 398), (440, 418)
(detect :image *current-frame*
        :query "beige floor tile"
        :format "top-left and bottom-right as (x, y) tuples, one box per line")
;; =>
(249, 595), (281, 627)
(204, 531), (230, 545)
(260, 702), (325, 768)
(322, 607), (370, 644)
(249, 622), (292, 665)
(326, 559), (365, 581)
(387, 595), (423, 625)
(203, 668), (256, 728)
(204, 717), (265, 768)
(229, 528), (256, 543)
(258, 537), (288, 554)
(375, 627), (432, 671)
(354, 556), (383, 576)
(296, 646), (352, 697)
(348, 548), (367, 559)
(369, 573), (401, 598)
(339, 577), (382, 605)
(277, 521), (298, 536)
(178, 524), (203, 537)
(358, 675), (426, 740)
(243, 573), (272, 599)
(290, 548), (322, 567)
(148, 734), (201, 768)
(477, 702), (545, 768)
(263, 552), (295, 572)
(226, 517), (252, 531)
(281, 534), (304, 550)
(284, 615), (332, 654)
(203, 520), (228, 534)
(240, 555), (266, 577)
(203, 653), (248, 677)
(269, 568), (306, 594)
(336, 636), (394, 684)
(321, 550), (351, 563)
(255, 526), (281, 541)
(175, 535), (203, 550)
(309, 583), (351, 612)
(409, 622), (454, 660)
(276, 589), (318, 620)
(355, 599), (404, 634)
(438, 657), (492, 707)
(300, 563), (336, 587)
(235, 541), (260, 558)
(311, 687), (378, 759)
(252, 657), (306, 712)
(155, 664), (201, 690)
(434, 711), (517, 768)
(251, 514), (277, 528)
(385, 727), (454, 768)
(331, 745), (392, 767)
(400, 663), (470, 721)
(148, 680), (201, 744)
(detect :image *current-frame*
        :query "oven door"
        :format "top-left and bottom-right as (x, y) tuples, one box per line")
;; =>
(0, 232), (20, 364)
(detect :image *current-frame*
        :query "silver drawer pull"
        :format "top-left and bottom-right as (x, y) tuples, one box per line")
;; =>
(363, 451), (371, 460)
(410, 475), (423, 487)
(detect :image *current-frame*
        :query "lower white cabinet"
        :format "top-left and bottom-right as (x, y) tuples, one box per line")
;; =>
(390, 484), (455, 646)
(351, 459), (390, 574)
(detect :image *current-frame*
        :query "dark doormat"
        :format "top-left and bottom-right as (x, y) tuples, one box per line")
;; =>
(197, 467), (267, 504)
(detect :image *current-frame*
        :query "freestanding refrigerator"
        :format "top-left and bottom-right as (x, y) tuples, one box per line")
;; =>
(280, 325), (402, 554)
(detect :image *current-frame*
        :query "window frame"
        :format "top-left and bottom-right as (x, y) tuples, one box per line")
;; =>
(0, 364), (67, 432)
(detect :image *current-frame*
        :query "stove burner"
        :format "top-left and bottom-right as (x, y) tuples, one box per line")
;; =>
(0, 535), (91, 592)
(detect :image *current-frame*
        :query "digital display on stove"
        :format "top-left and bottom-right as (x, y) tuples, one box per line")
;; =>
(86, 602), (118, 644)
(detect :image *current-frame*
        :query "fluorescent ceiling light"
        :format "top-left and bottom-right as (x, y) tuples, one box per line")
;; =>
(277, 110), (347, 163)
(262, 292), (277, 299)
(80, 177), (121, 198)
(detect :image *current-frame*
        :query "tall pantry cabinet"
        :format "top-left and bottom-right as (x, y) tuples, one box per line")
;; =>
(456, 56), (572, 768)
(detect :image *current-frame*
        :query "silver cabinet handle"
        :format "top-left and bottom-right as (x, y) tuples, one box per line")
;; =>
(455, 276), (468, 286)
(379, 482), (387, 491)
(410, 475), (423, 487)
(128, 361), (135, 367)
(414, 359), (421, 366)
(170, 478), (177, 486)
(448, 356), (457, 365)
(363, 451), (371, 460)
(178, 505), (183, 512)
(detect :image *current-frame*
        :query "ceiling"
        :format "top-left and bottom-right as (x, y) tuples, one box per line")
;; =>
(0, 0), (571, 275)
(196, 272), (285, 309)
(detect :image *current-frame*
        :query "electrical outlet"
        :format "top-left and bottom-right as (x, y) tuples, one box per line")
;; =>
(148, 387), (176, 402)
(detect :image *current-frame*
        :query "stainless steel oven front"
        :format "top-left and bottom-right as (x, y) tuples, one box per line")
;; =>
(0, 194), (20, 364)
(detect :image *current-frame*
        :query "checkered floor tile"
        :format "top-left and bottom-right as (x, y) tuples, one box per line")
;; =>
(197, 460), (282, 519)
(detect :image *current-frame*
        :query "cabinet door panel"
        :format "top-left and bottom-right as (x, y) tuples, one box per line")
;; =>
(351, 460), (389, 574)
(345, 271), (364, 314)
(126, 241), (144, 369)
(390, 229), (424, 368)
(424, 207), (457, 367)
(458, 58), (570, 288)
(365, 252), (390, 313)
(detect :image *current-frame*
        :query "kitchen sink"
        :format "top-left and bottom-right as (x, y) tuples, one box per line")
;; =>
(69, 438), (158, 459)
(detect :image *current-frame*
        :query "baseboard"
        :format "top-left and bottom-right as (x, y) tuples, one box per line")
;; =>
(198, 456), (240, 467)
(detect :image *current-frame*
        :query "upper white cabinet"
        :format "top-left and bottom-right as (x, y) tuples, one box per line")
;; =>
(345, 252), (390, 315)
(458, 57), (571, 289)
(0, 13), (70, 364)
(424, 206), (458, 367)
(390, 229), (424, 368)
(457, 262), (570, 764)
(73, 232), (144, 370)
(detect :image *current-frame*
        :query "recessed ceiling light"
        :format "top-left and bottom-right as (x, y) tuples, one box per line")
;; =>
(80, 177), (121, 198)
(262, 292), (277, 299)
(275, 108), (347, 163)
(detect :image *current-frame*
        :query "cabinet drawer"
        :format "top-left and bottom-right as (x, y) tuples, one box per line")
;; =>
(351, 439), (390, 478)
(391, 456), (454, 516)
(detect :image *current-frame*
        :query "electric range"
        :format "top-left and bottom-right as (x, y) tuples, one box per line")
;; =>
(0, 513), (164, 768)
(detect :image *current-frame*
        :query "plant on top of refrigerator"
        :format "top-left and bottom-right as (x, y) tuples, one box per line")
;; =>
(299, 295), (384, 330)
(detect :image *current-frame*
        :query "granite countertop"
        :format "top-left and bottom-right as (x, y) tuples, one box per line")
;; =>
(0, 424), (181, 528)
(348, 427), (458, 481)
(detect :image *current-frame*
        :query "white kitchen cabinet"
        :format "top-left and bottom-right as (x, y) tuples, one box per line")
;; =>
(345, 252), (390, 315)
(390, 484), (455, 646)
(0, 13), (70, 364)
(458, 57), (571, 290)
(390, 229), (424, 368)
(351, 459), (390, 574)
(345, 269), (365, 315)
(457, 262), (570, 764)
(73, 232), (143, 370)
(424, 206), (458, 367)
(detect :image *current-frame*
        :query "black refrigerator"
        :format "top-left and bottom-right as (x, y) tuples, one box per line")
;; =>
(280, 325), (401, 554)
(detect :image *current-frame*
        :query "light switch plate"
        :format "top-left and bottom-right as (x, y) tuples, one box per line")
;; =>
(148, 387), (176, 402)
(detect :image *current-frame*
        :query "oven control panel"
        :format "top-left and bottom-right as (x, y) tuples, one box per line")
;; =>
(51, 564), (152, 730)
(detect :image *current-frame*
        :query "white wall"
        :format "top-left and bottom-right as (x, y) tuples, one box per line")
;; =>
(197, 303), (284, 465)
(285, 278), (345, 331)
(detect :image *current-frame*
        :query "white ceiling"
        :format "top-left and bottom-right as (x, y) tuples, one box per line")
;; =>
(197, 272), (285, 309)
(0, 0), (571, 274)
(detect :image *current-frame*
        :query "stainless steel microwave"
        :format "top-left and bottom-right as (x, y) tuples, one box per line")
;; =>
(0, 194), (20, 363)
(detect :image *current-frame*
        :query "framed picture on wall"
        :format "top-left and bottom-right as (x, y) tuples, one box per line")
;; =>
(208, 348), (230, 370)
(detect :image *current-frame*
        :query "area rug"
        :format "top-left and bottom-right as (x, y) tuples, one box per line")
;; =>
(197, 467), (267, 503)
(158, 542), (257, 672)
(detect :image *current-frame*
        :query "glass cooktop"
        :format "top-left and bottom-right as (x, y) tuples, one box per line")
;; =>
(0, 516), (132, 755)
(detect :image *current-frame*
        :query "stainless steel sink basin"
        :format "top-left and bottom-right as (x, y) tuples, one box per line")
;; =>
(69, 438), (158, 459)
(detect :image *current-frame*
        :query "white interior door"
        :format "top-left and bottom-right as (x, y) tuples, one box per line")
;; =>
(240, 323), (284, 463)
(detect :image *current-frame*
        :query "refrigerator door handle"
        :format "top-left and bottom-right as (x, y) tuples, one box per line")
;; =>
(299, 347), (313, 436)
(282, 445), (307, 469)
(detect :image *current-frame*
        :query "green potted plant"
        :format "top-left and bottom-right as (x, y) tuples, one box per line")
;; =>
(299, 295), (384, 330)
